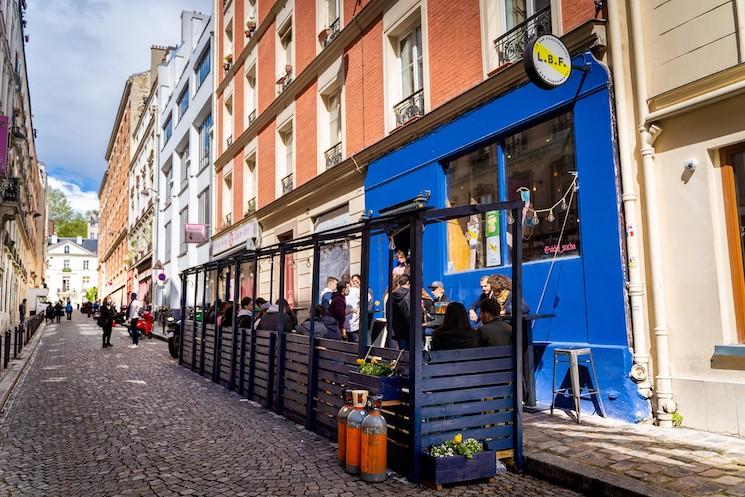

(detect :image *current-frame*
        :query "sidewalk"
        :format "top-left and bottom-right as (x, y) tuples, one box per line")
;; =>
(524, 410), (745, 497)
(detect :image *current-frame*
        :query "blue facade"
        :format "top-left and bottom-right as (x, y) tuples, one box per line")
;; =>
(364, 54), (651, 422)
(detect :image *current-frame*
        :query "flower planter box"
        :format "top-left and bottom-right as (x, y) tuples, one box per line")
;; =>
(421, 450), (499, 488)
(348, 370), (400, 401)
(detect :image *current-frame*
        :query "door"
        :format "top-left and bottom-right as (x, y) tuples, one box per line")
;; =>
(721, 143), (745, 343)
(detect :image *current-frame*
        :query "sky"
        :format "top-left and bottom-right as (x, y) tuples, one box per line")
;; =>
(25, 0), (212, 213)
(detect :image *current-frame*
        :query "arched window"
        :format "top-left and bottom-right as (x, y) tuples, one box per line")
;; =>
(64, 246), (69, 254)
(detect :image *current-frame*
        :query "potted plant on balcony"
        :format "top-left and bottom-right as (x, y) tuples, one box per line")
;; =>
(245, 17), (256, 37)
(223, 54), (233, 71)
(421, 434), (499, 489)
(318, 27), (330, 44)
(348, 351), (403, 401)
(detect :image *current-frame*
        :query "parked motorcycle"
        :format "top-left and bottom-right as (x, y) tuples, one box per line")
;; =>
(166, 316), (180, 358)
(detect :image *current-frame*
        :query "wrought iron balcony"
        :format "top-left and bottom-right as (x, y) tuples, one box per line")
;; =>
(224, 213), (232, 226)
(278, 75), (293, 93)
(246, 197), (256, 216)
(324, 141), (343, 170)
(494, 6), (551, 67)
(248, 109), (257, 125)
(226, 134), (233, 146)
(281, 173), (294, 194)
(0, 177), (19, 202)
(394, 89), (424, 127)
(322, 18), (341, 48)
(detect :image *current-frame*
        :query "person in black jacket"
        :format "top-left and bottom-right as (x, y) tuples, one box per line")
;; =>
(431, 302), (480, 351)
(391, 274), (411, 350)
(99, 297), (115, 348)
(478, 299), (512, 346)
(299, 305), (331, 339)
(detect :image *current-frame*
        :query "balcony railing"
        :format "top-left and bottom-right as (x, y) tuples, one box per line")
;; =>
(226, 134), (233, 146)
(394, 89), (425, 127)
(494, 6), (551, 67)
(248, 109), (257, 125)
(0, 177), (19, 202)
(246, 197), (256, 216)
(224, 213), (232, 226)
(324, 141), (343, 170)
(281, 173), (294, 194)
(322, 18), (341, 48)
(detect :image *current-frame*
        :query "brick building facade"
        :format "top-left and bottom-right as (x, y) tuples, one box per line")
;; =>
(211, 0), (602, 308)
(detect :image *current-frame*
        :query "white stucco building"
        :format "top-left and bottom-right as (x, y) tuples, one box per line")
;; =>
(154, 11), (213, 310)
(46, 235), (98, 306)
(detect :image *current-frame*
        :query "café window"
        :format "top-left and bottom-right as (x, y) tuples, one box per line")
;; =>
(445, 144), (499, 272)
(445, 111), (579, 272)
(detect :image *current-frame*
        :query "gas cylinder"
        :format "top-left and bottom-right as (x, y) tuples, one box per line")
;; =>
(361, 395), (388, 482)
(345, 389), (368, 475)
(336, 388), (354, 467)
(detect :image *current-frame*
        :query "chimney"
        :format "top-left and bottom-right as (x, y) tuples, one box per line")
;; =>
(51, 234), (58, 244)
(76, 236), (83, 245)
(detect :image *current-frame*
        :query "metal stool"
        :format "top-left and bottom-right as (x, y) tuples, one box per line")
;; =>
(550, 347), (606, 423)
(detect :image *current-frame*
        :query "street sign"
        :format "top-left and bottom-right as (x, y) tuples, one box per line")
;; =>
(524, 34), (571, 90)
(184, 224), (208, 244)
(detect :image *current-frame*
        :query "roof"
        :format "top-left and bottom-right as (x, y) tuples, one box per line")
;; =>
(48, 237), (98, 255)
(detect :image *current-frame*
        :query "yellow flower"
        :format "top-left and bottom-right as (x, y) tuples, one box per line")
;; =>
(355, 358), (365, 365)
(453, 433), (463, 444)
(371, 357), (379, 365)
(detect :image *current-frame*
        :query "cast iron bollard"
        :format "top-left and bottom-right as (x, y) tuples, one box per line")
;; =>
(13, 326), (18, 359)
(4, 330), (11, 368)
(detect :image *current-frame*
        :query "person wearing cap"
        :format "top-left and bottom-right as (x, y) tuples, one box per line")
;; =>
(126, 292), (143, 349)
(428, 281), (449, 304)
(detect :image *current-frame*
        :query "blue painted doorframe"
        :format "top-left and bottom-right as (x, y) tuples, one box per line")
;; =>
(364, 53), (651, 422)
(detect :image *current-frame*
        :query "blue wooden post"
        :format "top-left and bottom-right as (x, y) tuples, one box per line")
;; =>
(305, 240), (321, 430)
(191, 270), (199, 371)
(266, 331), (276, 410)
(200, 270), (208, 375)
(358, 227), (371, 356)
(212, 264), (223, 383)
(409, 214), (424, 483)
(511, 205), (524, 471)
(229, 260), (241, 391)
(275, 249), (287, 414)
(247, 256), (259, 399)
(178, 273), (187, 366)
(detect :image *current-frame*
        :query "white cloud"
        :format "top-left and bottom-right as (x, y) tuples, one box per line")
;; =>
(26, 0), (211, 192)
(48, 177), (100, 214)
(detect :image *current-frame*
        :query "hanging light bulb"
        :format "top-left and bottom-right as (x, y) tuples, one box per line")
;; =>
(560, 197), (568, 211)
(388, 236), (396, 251)
(507, 210), (514, 225)
(547, 209), (555, 222)
(531, 209), (539, 226)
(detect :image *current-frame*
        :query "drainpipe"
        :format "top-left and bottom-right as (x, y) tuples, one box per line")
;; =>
(606, 1), (653, 400)
(629, 0), (676, 427)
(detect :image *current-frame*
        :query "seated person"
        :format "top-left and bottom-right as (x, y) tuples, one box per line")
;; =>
(431, 302), (481, 351)
(236, 297), (253, 329)
(491, 274), (530, 316)
(256, 303), (293, 333)
(478, 299), (512, 346)
(299, 305), (331, 339)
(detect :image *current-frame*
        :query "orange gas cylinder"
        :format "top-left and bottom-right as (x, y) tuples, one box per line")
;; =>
(361, 395), (388, 482)
(345, 390), (368, 475)
(336, 389), (354, 467)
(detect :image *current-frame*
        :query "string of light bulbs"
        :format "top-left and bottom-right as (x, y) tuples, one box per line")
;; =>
(507, 172), (578, 227)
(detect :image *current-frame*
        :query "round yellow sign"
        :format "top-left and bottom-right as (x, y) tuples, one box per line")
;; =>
(524, 34), (571, 89)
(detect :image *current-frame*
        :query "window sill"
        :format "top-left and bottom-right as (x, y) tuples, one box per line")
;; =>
(711, 345), (745, 371)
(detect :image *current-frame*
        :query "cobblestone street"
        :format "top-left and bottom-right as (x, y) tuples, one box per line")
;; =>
(0, 315), (579, 497)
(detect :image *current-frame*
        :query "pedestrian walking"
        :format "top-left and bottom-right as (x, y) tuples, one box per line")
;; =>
(18, 299), (26, 325)
(65, 300), (73, 320)
(126, 292), (142, 349)
(45, 303), (54, 323)
(54, 301), (63, 323)
(99, 297), (115, 348)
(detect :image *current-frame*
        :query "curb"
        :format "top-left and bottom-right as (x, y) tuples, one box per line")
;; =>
(525, 452), (683, 497)
(0, 322), (45, 412)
